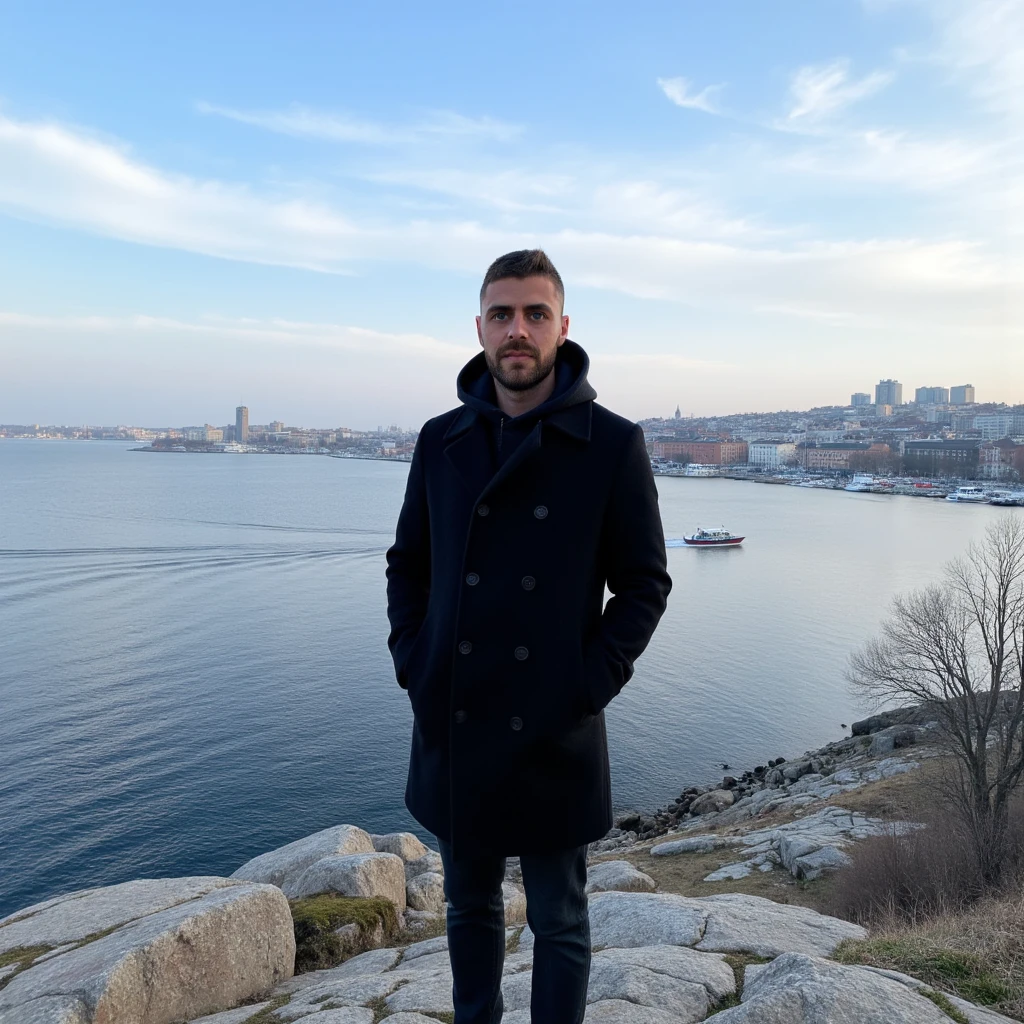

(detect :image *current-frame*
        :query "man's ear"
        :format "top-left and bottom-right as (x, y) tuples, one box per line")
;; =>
(475, 315), (484, 347)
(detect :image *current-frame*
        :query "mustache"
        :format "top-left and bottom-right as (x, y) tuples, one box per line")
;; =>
(496, 342), (539, 359)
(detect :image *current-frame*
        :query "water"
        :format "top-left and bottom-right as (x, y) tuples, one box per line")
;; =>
(0, 440), (1013, 916)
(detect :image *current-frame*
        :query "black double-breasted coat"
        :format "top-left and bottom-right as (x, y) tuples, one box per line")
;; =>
(386, 341), (671, 857)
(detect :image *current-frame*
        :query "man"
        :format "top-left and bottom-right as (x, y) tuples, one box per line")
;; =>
(386, 249), (671, 1024)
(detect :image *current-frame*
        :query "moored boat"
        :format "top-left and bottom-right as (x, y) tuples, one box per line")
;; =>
(946, 486), (988, 503)
(683, 526), (744, 547)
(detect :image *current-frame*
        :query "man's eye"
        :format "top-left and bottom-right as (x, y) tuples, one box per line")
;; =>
(530, 311), (545, 320)
(492, 312), (507, 320)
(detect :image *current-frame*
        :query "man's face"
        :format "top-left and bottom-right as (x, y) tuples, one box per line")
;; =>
(476, 275), (569, 392)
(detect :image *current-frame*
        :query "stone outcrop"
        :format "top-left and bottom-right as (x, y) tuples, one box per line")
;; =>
(286, 852), (407, 906)
(584, 859), (657, 894)
(370, 832), (429, 862)
(518, 890), (865, 959)
(712, 952), (1009, 1022)
(0, 878), (294, 1024)
(647, 805), (922, 883)
(169, 888), (1007, 1024)
(231, 825), (375, 890)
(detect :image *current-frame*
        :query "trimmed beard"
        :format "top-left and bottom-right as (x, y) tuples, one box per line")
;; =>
(485, 342), (558, 393)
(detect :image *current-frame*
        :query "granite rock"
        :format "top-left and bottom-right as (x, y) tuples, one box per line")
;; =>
(230, 825), (374, 889)
(285, 852), (407, 906)
(0, 881), (293, 1024)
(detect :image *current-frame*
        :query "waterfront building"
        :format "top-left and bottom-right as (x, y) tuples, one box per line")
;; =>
(875, 404), (894, 418)
(902, 439), (982, 475)
(799, 441), (887, 471)
(875, 379), (903, 407)
(978, 438), (1023, 481)
(851, 393), (871, 407)
(651, 439), (748, 465)
(235, 406), (249, 443)
(950, 385), (976, 405)
(269, 420), (285, 432)
(747, 441), (797, 469)
(915, 386), (949, 405)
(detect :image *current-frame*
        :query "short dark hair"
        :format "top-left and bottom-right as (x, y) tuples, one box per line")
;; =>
(479, 249), (565, 308)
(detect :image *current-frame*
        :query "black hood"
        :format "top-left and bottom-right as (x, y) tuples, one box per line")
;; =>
(456, 340), (597, 424)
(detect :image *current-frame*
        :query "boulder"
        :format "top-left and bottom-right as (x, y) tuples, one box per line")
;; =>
(404, 851), (444, 881)
(230, 825), (374, 889)
(519, 892), (704, 951)
(406, 871), (446, 914)
(0, 877), (244, 956)
(711, 952), (963, 1022)
(503, 881), (528, 924)
(370, 832), (429, 863)
(594, 945), (735, 1003)
(584, 957), (711, 1021)
(650, 836), (728, 856)
(695, 893), (865, 957)
(585, 861), (656, 894)
(286, 852), (407, 906)
(690, 789), (735, 815)
(0, 880), (293, 1024)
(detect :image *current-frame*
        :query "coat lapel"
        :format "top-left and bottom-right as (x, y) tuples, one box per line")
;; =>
(478, 421), (542, 503)
(443, 408), (546, 504)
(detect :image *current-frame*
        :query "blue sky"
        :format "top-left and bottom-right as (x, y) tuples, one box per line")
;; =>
(1, 0), (1020, 428)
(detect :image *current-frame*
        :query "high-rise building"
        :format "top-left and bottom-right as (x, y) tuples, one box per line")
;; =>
(950, 385), (976, 405)
(851, 393), (871, 407)
(875, 379), (903, 406)
(235, 405), (249, 443)
(915, 386), (949, 405)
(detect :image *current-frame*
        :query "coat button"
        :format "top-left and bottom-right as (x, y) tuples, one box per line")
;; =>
(458, 641), (472, 655)
(521, 576), (536, 591)
(533, 505), (549, 519)
(509, 716), (523, 731)
(514, 646), (529, 661)
(454, 710), (468, 724)
(477, 504), (490, 517)
(466, 572), (480, 586)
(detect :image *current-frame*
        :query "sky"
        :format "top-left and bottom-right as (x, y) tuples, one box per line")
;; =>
(0, 0), (1021, 429)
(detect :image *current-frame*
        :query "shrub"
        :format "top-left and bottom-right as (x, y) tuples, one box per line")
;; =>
(828, 790), (1024, 927)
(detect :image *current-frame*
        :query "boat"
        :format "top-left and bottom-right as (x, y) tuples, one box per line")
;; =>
(946, 486), (988, 503)
(683, 526), (744, 547)
(845, 474), (877, 492)
(990, 491), (1024, 507)
(684, 463), (719, 477)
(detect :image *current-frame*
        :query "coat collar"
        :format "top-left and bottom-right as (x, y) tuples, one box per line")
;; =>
(441, 400), (592, 502)
(442, 399), (592, 443)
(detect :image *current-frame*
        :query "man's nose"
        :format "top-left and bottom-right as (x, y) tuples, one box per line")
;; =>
(507, 312), (529, 338)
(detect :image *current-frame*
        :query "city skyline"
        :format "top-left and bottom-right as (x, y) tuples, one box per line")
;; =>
(0, 1), (1021, 426)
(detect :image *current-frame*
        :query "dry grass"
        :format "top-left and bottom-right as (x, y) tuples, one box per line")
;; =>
(835, 894), (1024, 1019)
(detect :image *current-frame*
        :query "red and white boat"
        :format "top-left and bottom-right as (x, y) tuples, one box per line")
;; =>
(683, 526), (744, 547)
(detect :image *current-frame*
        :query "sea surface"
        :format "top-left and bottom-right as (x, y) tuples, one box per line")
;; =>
(0, 440), (1014, 916)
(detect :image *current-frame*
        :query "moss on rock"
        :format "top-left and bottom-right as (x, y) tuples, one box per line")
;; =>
(290, 893), (399, 974)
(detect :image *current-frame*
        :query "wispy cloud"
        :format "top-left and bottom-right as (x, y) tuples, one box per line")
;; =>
(196, 101), (521, 144)
(787, 60), (893, 122)
(657, 77), (724, 114)
(0, 310), (469, 359)
(0, 112), (1018, 339)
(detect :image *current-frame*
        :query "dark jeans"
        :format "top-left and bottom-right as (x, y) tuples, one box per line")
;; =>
(437, 838), (591, 1024)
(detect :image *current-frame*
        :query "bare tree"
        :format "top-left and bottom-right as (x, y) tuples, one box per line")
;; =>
(849, 516), (1024, 884)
